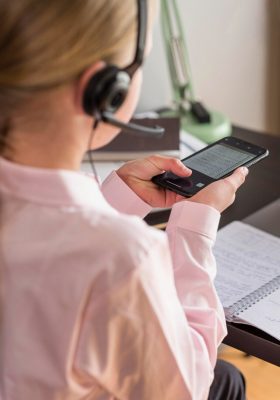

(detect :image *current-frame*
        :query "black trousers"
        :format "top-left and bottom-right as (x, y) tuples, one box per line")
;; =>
(208, 359), (246, 400)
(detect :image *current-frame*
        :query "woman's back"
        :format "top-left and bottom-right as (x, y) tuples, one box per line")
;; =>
(1, 157), (175, 398)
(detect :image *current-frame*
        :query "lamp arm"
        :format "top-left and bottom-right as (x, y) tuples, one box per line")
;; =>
(160, 0), (232, 143)
(161, 0), (196, 106)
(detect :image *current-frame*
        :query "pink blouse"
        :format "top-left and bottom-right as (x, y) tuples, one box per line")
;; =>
(0, 156), (226, 400)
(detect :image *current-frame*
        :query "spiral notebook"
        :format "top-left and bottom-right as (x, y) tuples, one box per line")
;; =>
(213, 219), (280, 341)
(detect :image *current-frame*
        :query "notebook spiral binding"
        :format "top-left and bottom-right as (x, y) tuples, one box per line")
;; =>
(228, 275), (280, 321)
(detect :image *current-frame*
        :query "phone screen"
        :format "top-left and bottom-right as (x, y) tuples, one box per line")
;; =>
(183, 143), (255, 179)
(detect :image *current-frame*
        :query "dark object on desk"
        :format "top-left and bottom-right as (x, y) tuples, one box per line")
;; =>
(84, 117), (180, 161)
(190, 101), (211, 123)
(243, 198), (280, 237)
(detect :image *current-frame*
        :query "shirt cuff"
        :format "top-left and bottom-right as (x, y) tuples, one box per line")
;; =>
(101, 171), (152, 218)
(166, 201), (221, 241)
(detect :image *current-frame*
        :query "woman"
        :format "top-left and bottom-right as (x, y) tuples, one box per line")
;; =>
(0, 0), (246, 398)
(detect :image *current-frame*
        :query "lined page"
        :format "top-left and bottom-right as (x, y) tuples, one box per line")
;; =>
(213, 221), (280, 308)
(238, 289), (280, 341)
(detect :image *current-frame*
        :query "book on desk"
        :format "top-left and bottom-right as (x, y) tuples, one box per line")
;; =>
(83, 117), (180, 161)
(213, 199), (280, 341)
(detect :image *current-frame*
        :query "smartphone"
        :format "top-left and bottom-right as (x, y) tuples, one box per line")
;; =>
(152, 136), (269, 197)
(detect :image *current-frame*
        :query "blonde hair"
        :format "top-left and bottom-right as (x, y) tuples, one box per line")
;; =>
(0, 0), (156, 151)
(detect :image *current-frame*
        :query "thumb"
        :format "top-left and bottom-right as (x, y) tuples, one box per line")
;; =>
(223, 167), (249, 191)
(148, 155), (192, 177)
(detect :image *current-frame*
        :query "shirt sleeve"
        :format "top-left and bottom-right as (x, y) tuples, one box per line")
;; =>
(166, 200), (227, 367)
(72, 209), (227, 400)
(101, 171), (152, 218)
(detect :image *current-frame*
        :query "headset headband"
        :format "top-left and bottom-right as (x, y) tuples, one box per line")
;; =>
(124, 0), (147, 77)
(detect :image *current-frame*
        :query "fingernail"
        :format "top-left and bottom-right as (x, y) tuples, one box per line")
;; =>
(242, 167), (249, 175)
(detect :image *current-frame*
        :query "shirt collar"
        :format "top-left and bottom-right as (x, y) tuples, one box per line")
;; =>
(0, 157), (104, 208)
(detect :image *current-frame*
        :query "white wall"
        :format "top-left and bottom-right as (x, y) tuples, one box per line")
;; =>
(138, 0), (280, 134)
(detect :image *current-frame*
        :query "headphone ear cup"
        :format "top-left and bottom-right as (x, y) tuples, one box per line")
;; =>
(82, 66), (131, 116)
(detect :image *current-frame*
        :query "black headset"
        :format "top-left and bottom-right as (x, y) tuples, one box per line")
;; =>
(82, 0), (164, 137)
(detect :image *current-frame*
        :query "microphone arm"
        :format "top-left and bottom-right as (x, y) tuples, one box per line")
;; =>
(101, 111), (165, 138)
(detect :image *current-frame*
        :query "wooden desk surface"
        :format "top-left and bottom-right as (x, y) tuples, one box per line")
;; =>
(145, 126), (280, 366)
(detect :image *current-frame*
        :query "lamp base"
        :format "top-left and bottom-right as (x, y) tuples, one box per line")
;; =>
(159, 109), (232, 143)
(181, 110), (232, 143)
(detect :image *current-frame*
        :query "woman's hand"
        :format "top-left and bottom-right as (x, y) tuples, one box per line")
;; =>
(116, 155), (192, 208)
(188, 167), (249, 212)
(117, 155), (248, 212)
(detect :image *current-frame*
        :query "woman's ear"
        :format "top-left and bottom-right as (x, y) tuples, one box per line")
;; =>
(74, 61), (106, 115)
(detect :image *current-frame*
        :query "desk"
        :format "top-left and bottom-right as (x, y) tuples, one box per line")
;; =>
(145, 126), (280, 366)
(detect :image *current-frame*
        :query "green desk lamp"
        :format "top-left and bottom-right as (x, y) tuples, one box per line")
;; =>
(160, 0), (232, 143)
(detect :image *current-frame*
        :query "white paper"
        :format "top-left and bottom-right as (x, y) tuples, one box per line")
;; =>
(238, 289), (280, 340)
(179, 129), (206, 158)
(214, 221), (280, 308)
